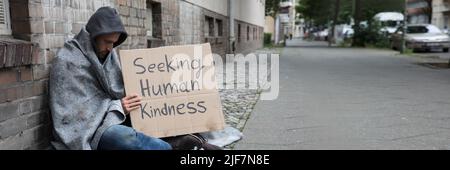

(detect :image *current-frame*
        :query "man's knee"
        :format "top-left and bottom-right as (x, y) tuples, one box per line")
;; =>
(101, 125), (139, 148)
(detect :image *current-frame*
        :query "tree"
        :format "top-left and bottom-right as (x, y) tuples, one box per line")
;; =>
(330, 0), (341, 47)
(422, 0), (433, 23)
(265, 0), (281, 18)
(297, 0), (333, 27)
(295, 0), (405, 46)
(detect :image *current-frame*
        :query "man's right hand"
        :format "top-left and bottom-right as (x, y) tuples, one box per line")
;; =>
(121, 94), (142, 114)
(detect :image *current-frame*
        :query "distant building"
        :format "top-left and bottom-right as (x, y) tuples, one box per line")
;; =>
(406, 0), (432, 24)
(432, 0), (450, 30)
(265, 16), (276, 41)
(264, 0), (298, 44)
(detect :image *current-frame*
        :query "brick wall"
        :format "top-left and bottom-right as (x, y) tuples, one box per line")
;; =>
(0, 0), (146, 150)
(179, 0), (229, 57)
(234, 20), (264, 55)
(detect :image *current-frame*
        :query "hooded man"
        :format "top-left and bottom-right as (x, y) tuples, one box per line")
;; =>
(49, 7), (172, 150)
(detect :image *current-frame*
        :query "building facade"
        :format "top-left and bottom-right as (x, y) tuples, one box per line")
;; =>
(0, 0), (265, 150)
(432, 0), (450, 30)
(406, 0), (432, 24)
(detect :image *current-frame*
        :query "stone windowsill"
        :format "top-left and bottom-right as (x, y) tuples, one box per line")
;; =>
(0, 37), (39, 69)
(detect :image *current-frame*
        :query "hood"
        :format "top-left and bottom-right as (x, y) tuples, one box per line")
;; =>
(381, 27), (397, 34)
(86, 6), (128, 47)
(406, 33), (450, 42)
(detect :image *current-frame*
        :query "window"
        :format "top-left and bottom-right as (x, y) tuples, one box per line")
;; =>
(146, 0), (162, 38)
(253, 27), (256, 40)
(216, 19), (223, 37)
(0, 0), (11, 35)
(247, 26), (250, 41)
(238, 24), (241, 43)
(205, 16), (214, 37)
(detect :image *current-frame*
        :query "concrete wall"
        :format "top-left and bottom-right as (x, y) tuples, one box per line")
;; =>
(432, 0), (450, 30)
(185, 0), (266, 27)
(184, 0), (228, 16)
(233, 0), (265, 27)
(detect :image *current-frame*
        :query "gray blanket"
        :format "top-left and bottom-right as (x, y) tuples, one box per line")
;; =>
(49, 7), (128, 150)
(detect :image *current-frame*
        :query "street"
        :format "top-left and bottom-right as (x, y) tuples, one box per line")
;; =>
(235, 38), (450, 150)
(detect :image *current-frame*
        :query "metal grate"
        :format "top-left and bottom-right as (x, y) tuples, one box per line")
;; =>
(0, 0), (5, 25)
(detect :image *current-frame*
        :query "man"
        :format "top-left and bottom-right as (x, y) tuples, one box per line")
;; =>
(49, 7), (172, 150)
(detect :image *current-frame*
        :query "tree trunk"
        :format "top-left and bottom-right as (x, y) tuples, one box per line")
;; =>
(352, 0), (364, 47)
(329, 0), (340, 47)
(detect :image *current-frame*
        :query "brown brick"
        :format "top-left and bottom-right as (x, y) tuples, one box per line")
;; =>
(0, 68), (19, 86)
(19, 66), (33, 82)
(4, 43), (17, 67)
(22, 44), (33, 65)
(31, 46), (43, 65)
(14, 44), (24, 67)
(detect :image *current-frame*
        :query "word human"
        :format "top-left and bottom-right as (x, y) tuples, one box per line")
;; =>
(139, 79), (201, 97)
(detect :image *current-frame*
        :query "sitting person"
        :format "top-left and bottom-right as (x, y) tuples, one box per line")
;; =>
(49, 6), (220, 150)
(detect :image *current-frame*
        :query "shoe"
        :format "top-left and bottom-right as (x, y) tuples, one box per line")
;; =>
(162, 133), (222, 150)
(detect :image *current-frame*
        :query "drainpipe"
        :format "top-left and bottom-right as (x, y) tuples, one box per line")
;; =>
(228, 0), (235, 53)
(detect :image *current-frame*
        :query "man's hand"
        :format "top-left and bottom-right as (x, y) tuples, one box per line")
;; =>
(121, 94), (142, 114)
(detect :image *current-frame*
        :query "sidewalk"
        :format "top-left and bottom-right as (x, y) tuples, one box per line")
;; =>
(215, 47), (280, 149)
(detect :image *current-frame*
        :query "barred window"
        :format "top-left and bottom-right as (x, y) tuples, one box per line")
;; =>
(0, 0), (11, 35)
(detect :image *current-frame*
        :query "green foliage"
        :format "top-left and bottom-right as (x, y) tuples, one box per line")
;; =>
(266, 0), (281, 17)
(264, 33), (273, 45)
(296, 0), (405, 47)
(297, 0), (404, 25)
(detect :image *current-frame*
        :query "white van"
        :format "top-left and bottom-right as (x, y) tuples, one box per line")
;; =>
(374, 12), (404, 35)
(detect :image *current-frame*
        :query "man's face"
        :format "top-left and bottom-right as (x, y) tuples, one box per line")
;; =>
(95, 33), (120, 58)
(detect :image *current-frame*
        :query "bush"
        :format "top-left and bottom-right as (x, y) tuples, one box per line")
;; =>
(264, 33), (272, 46)
(352, 20), (391, 48)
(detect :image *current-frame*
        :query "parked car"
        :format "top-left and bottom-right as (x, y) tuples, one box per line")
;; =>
(391, 24), (450, 52)
(374, 12), (404, 35)
(317, 28), (329, 41)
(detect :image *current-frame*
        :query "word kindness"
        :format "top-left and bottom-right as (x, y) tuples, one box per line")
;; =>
(139, 101), (207, 119)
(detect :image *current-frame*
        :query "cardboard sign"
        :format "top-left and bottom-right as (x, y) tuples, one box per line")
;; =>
(119, 43), (225, 138)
